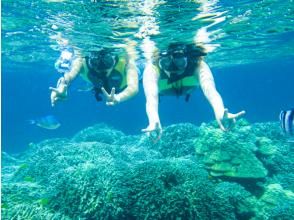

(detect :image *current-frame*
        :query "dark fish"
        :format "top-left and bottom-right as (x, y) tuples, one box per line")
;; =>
(279, 109), (294, 142)
(29, 115), (61, 130)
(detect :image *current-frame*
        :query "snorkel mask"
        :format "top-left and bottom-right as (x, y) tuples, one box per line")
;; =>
(88, 49), (117, 73)
(159, 43), (207, 74)
(159, 44), (188, 74)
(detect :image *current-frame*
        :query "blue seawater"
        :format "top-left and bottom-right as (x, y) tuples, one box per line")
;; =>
(2, 0), (294, 219)
(3, 57), (293, 154)
(2, 0), (294, 153)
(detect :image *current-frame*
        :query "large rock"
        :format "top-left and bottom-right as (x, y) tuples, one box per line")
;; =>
(195, 121), (268, 179)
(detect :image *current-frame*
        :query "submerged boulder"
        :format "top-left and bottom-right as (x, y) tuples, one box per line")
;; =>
(194, 120), (268, 179)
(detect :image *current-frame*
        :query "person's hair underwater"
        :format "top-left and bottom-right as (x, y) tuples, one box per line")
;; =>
(185, 43), (207, 58)
(167, 43), (207, 57)
(87, 49), (118, 72)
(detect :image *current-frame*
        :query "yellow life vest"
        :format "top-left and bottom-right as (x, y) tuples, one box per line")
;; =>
(81, 57), (127, 93)
(156, 65), (199, 96)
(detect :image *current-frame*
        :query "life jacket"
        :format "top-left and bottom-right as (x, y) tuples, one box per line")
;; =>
(82, 57), (127, 101)
(54, 47), (76, 74)
(157, 59), (199, 101)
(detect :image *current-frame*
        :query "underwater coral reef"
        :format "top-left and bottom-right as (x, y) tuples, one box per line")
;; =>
(2, 120), (294, 219)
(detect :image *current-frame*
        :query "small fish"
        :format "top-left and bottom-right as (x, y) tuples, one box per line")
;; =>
(39, 198), (49, 206)
(279, 109), (294, 142)
(29, 115), (61, 130)
(24, 176), (35, 182)
(1, 203), (8, 209)
(19, 164), (29, 170)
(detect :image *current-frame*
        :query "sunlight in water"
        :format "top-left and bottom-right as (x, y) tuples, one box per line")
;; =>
(2, 0), (294, 67)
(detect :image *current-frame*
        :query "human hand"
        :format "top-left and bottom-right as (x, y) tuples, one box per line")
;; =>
(217, 108), (246, 131)
(101, 87), (121, 106)
(49, 77), (68, 107)
(142, 122), (162, 143)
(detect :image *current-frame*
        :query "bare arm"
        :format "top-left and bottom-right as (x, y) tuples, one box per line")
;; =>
(140, 38), (162, 141)
(141, 38), (161, 129)
(198, 59), (245, 130)
(62, 56), (83, 84)
(198, 59), (225, 122)
(115, 47), (139, 103)
(50, 56), (83, 106)
(102, 40), (139, 105)
(143, 63), (161, 129)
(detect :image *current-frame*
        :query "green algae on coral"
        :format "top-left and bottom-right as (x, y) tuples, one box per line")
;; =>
(38, 198), (49, 206)
(24, 176), (35, 182)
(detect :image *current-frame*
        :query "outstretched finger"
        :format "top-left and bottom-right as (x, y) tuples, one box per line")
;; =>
(141, 128), (151, 133)
(106, 101), (115, 106)
(223, 108), (229, 118)
(231, 110), (246, 119)
(49, 87), (59, 92)
(150, 133), (161, 144)
(229, 111), (245, 119)
(110, 87), (115, 97)
(150, 129), (162, 143)
(51, 99), (55, 107)
(217, 119), (226, 131)
(155, 122), (160, 130)
(101, 87), (110, 98)
(51, 97), (58, 107)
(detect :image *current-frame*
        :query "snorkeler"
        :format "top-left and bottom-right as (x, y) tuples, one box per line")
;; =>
(142, 42), (245, 139)
(49, 42), (139, 107)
